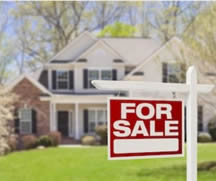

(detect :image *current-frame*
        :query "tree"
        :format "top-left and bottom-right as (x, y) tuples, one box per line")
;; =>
(98, 22), (137, 37)
(0, 2), (16, 84)
(0, 86), (17, 155)
(12, 1), (128, 70)
(182, 2), (216, 112)
(12, 1), (89, 69)
(145, 1), (204, 42)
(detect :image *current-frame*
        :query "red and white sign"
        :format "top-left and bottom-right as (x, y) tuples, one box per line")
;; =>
(108, 97), (184, 160)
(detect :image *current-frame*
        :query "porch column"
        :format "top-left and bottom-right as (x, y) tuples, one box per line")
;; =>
(75, 103), (79, 139)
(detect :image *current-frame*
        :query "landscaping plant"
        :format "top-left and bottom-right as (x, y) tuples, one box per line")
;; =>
(95, 125), (107, 145)
(0, 86), (17, 155)
(48, 131), (62, 146)
(208, 118), (216, 141)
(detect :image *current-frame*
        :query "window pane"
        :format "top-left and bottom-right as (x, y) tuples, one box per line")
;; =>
(56, 71), (68, 89)
(97, 110), (106, 125)
(57, 71), (68, 80)
(20, 109), (32, 122)
(58, 81), (68, 89)
(102, 70), (112, 80)
(167, 64), (181, 83)
(20, 122), (32, 134)
(19, 108), (32, 134)
(88, 110), (95, 122)
(88, 70), (99, 88)
(89, 122), (96, 132)
(97, 110), (104, 121)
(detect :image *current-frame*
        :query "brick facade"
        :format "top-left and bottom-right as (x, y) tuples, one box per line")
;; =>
(12, 78), (50, 136)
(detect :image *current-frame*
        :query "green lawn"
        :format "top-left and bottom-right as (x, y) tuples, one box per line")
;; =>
(0, 144), (215, 181)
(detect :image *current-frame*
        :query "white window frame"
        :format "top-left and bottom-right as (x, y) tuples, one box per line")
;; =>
(87, 68), (113, 89)
(56, 70), (69, 91)
(88, 108), (107, 133)
(19, 108), (32, 134)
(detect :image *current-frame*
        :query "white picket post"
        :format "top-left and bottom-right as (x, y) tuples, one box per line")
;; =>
(186, 66), (198, 181)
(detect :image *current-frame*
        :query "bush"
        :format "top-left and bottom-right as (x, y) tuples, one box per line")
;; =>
(48, 131), (61, 146)
(22, 135), (38, 149)
(198, 132), (212, 143)
(38, 136), (53, 147)
(198, 161), (216, 171)
(95, 125), (107, 145)
(81, 136), (97, 145)
(7, 135), (18, 151)
(208, 119), (216, 141)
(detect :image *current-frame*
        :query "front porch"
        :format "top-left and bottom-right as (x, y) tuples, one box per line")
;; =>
(42, 94), (110, 141)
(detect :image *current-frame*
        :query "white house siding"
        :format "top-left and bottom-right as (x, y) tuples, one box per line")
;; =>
(74, 43), (125, 92)
(126, 42), (214, 133)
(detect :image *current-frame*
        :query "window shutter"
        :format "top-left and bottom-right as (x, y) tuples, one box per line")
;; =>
(83, 109), (88, 133)
(162, 63), (168, 82)
(83, 69), (88, 89)
(14, 109), (20, 134)
(69, 70), (74, 90)
(52, 70), (56, 90)
(198, 106), (203, 132)
(32, 109), (37, 134)
(112, 69), (117, 80)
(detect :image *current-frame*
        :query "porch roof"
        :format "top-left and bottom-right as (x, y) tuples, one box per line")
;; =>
(40, 94), (119, 104)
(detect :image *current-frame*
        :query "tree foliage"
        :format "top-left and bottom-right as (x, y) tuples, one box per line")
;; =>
(0, 86), (17, 155)
(98, 22), (136, 37)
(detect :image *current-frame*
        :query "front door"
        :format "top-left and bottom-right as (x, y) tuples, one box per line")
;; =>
(58, 111), (69, 137)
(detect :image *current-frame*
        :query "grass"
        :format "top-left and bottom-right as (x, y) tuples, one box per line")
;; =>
(0, 144), (215, 181)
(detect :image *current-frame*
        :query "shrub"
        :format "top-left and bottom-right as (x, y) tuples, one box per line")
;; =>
(22, 135), (38, 149)
(208, 119), (216, 141)
(48, 131), (61, 146)
(38, 136), (53, 147)
(198, 132), (212, 143)
(95, 125), (107, 145)
(81, 136), (97, 145)
(198, 161), (216, 171)
(7, 135), (18, 151)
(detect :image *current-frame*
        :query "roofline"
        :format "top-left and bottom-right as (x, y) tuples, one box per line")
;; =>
(124, 36), (183, 80)
(47, 31), (97, 64)
(72, 39), (128, 63)
(7, 74), (52, 96)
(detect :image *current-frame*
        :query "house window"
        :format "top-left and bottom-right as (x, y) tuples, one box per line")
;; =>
(101, 70), (112, 80)
(19, 108), (32, 134)
(88, 109), (107, 132)
(88, 70), (112, 88)
(56, 71), (69, 90)
(88, 70), (99, 88)
(163, 63), (185, 83)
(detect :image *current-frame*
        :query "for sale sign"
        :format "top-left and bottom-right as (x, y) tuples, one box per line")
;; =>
(108, 97), (184, 160)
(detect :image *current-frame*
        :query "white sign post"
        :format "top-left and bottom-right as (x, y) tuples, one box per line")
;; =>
(92, 66), (214, 181)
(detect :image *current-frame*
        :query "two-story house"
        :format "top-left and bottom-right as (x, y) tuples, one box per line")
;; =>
(8, 31), (213, 143)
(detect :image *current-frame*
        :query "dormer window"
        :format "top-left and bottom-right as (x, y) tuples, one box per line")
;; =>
(56, 71), (69, 90)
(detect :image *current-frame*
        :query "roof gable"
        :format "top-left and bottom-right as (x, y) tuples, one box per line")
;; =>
(7, 74), (52, 96)
(124, 37), (186, 79)
(48, 31), (97, 63)
(74, 39), (126, 63)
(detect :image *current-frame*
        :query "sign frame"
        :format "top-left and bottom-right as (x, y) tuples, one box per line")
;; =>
(107, 97), (184, 160)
